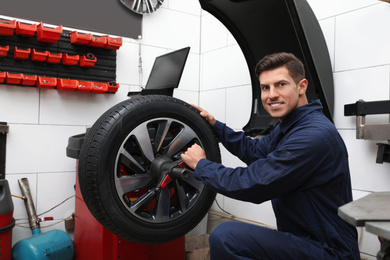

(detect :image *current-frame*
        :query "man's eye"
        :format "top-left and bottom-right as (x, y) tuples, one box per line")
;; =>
(261, 86), (269, 90)
(279, 82), (286, 87)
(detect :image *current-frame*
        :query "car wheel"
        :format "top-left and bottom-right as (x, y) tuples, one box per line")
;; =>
(78, 95), (221, 244)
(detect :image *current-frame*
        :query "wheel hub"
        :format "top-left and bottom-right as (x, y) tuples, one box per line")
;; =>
(150, 156), (172, 183)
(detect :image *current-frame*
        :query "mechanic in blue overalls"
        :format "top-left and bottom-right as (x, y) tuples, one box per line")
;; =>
(181, 52), (360, 259)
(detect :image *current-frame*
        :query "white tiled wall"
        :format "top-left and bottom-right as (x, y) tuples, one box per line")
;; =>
(335, 3), (390, 71)
(3, 0), (390, 257)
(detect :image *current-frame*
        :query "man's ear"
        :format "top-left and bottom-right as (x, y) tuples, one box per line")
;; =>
(298, 79), (308, 95)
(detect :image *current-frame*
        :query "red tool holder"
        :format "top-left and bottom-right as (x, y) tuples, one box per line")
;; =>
(105, 36), (123, 50)
(0, 72), (5, 83)
(70, 31), (92, 45)
(31, 49), (49, 62)
(70, 33), (123, 50)
(91, 82), (108, 94)
(13, 46), (31, 60)
(77, 80), (94, 93)
(22, 75), (37, 86)
(57, 79), (79, 91)
(15, 21), (37, 37)
(1, 70), (119, 93)
(0, 19), (16, 36)
(62, 54), (79, 65)
(80, 55), (97, 67)
(46, 52), (62, 64)
(0, 19), (122, 94)
(5, 72), (23, 84)
(89, 35), (107, 48)
(108, 82), (120, 93)
(37, 76), (57, 89)
(0, 46), (9, 57)
(37, 22), (62, 43)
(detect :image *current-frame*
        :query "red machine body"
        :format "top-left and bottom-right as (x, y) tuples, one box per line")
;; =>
(0, 180), (15, 260)
(74, 169), (185, 260)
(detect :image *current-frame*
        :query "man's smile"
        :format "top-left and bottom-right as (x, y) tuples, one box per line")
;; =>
(269, 102), (282, 108)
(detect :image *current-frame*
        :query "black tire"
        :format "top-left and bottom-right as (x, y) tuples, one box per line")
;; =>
(78, 95), (221, 244)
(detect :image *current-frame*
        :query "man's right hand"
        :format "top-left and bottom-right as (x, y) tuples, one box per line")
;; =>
(180, 143), (206, 170)
(191, 104), (216, 127)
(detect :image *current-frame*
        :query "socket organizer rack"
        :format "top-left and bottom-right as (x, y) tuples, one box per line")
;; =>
(0, 18), (122, 93)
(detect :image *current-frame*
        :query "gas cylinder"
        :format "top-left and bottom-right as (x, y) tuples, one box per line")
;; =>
(11, 178), (74, 260)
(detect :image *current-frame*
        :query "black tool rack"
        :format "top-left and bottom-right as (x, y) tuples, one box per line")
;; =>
(0, 21), (118, 84)
(345, 100), (390, 116)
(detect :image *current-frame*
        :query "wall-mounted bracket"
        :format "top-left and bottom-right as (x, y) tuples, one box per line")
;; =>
(354, 115), (390, 141)
(345, 99), (390, 163)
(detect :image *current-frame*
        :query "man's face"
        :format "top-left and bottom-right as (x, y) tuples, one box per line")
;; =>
(259, 66), (307, 122)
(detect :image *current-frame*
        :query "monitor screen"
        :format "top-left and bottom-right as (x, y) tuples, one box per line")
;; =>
(145, 47), (190, 90)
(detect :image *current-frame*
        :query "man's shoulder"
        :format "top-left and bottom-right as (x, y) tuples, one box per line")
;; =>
(301, 110), (334, 129)
(288, 111), (339, 143)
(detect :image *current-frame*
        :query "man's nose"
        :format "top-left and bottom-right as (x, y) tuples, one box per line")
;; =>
(268, 86), (279, 99)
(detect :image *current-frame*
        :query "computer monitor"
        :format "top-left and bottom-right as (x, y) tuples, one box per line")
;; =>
(132, 46), (190, 96)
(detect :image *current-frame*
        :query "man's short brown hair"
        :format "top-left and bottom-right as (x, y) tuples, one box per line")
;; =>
(255, 52), (305, 84)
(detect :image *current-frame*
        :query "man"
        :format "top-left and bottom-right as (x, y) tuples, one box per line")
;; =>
(181, 52), (360, 259)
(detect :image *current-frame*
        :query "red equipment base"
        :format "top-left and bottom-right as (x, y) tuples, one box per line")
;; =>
(74, 171), (185, 260)
(0, 212), (13, 260)
(0, 179), (14, 260)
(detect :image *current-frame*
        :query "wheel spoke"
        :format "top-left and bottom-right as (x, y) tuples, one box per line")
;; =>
(166, 126), (197, 157)
(117, 174), (151, 194)
(131, 189), (156, 212)
(182, 171), (203, 192)
(119, 148), (145, 175)
(175, 180), (188, 212)
(154, 119), (173, 154)
(155, 187), (171, 221)
(132, 122), (155, 162)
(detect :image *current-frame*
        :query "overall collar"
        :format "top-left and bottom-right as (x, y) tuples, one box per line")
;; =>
(278, 99), (323, 134)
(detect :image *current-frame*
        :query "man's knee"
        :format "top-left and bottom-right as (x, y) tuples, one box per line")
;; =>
(210, 222), (255, 257)
(210, 222), (268, 259)
(209, 222), (230, 248)
(209, 222), (238, 256)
